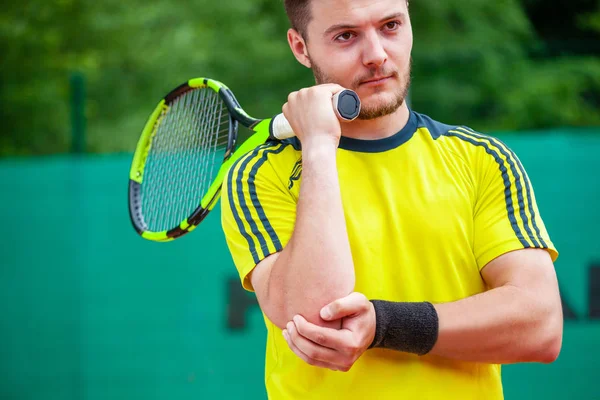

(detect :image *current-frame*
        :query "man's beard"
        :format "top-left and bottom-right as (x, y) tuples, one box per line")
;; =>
(310, 57), (411, 120)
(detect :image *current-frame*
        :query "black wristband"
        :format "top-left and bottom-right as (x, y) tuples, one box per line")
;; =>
(368, 300), (439, 356)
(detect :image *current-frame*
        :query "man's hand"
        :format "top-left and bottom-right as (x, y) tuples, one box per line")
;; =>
(282, 84), (347, 149)
(282, 292), (376, 372)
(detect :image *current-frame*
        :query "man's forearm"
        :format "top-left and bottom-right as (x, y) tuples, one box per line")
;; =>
(370, 285), (562, 364)
(429, 284), (563, 364)
(369, 250), (563, 363)
(267, 142), (355, 328)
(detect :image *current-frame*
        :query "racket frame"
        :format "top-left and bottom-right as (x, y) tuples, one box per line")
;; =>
(128, 77), (270, 242)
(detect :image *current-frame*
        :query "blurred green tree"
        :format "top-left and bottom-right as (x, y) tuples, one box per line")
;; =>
(0, 0), (598, 156)
(409, 0), (600, 131)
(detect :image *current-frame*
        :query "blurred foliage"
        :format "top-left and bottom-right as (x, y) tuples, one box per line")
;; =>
(0, 0), (599, 156)
(410, 0), (600, 131)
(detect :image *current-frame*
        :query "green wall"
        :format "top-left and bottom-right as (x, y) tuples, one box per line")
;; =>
(1, 130), (599, 399)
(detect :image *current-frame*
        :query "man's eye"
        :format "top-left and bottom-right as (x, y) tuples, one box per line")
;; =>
(335, 32), (355, 42)
(384, 21), (400, 31)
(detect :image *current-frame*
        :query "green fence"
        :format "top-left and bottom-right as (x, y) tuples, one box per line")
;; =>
(1, 129), (599, 399)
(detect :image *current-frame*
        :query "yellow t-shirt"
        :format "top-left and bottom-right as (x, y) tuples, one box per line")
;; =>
(221, 111), (558, 399)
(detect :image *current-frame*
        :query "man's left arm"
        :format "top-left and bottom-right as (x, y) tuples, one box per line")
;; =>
(283, 247), (563, 371)
(429, 247), (563, 364)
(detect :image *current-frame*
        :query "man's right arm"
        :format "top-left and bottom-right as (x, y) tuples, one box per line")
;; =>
(251, 141), (354, 329)
(250, 85), (356, 330)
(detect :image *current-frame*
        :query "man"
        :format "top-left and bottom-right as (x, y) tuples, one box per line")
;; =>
(220, 0), (563, 398)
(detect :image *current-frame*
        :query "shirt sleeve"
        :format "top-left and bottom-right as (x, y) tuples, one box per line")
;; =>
(220, 144), (297, 291)
(472, 134), (558, 270)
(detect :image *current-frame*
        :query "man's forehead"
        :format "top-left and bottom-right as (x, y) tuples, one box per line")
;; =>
(309, 0), (407, 28)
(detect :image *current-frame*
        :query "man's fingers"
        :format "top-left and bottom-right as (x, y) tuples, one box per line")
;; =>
(316, 83), (348, 96)
(286, 320), (341, 361)
(283, 328), (344, 372)
(292, 315), (347, 349)
(321, 292), (370, 321)
(292, 84), (347, 101)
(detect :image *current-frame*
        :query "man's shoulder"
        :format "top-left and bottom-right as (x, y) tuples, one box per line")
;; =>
(413, 111), (460, 139)
(413, 111), (502, 152)
(412, 111), (523, 174)
(224, 138), (302, 186)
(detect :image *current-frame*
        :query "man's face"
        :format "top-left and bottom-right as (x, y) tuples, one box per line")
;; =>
(302, 0), (413, 120)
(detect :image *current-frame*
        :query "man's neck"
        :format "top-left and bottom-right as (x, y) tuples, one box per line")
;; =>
(340, 103), (410, 141)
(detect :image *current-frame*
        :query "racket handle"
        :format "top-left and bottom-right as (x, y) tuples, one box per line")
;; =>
(271, 89), (361, 140)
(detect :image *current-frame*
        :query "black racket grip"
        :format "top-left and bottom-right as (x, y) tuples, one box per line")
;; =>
(332, 89), (361, 121)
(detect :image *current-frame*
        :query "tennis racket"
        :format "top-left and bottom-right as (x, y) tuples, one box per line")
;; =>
(128, 77), (361, 242)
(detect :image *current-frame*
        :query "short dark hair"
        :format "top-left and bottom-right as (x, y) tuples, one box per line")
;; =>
(283, 0), (313, 38)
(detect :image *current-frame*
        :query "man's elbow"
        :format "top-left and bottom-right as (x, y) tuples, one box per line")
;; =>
(281, 283), (354, 327)
(528, 332), (562, 364)
(262, 282), (354, 331)
(526, 305), (563, 364)
(539, 334), (562, 364)
(254, 257), (354, 330)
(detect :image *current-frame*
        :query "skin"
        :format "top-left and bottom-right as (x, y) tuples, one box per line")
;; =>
(251, 0), (563, 372)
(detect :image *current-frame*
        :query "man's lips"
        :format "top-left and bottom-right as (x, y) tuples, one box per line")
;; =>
(360, 75), (394, 85)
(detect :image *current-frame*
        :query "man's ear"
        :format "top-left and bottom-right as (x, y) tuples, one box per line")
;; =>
(287, 28), (312, 68)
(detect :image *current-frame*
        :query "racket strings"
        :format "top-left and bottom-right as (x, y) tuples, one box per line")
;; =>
(199, 90), (226, 206)
(141, 87), (231, 232)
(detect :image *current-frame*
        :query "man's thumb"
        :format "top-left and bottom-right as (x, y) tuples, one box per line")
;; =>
(320, 292), (364, 321)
